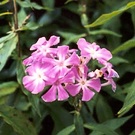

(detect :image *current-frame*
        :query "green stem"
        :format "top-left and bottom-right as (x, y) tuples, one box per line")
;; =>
(74, 111), (85, 135)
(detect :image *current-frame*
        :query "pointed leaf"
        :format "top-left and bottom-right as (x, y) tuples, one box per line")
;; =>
(0, 12), (12, 16)
(103, 115), (133, 130)
(0, 34), (18, 71)
(130, 129), (135, 135)
(112, 38), (135, 54)
(85, 1), (135, 28)
(0, 32), (16, 44)
(90, 115), (132, 135)
(118, 80), (135, 116)
(90, 29), (121, 37)
(57, 125), (75, 135)
(17, 0), (51, 10)
(84, 123), (119, 135)
(96, 95), (113, 122)
(0, 81), (18, 97)
(0, 105), (37, 135)
(0, 0), (9, 5)
(110, 56), (129, 65)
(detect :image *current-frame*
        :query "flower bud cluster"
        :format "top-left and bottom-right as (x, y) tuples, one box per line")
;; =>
(23, 36), (119, 102)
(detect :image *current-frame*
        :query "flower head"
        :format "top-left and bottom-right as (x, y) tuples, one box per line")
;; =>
(77, 38), (112, 63)
(22, 36), (119, 103)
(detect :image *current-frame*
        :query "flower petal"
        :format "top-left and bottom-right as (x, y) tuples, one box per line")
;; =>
(42, 85), (57, 102)
(57, 85), (69, 101)
(30, 37), (46, 50)
(82, 87), (95, 101)
(48, 35), (60, 46)
(23, 76), (45, 94)
(66, 84), (80, 96)
(88, 78), (101, 92)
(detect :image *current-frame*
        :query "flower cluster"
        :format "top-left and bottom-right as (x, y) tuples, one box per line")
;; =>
(23, 36), (119, 102)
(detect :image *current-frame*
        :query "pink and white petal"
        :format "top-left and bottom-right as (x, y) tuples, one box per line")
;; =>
(57, 46), (69, 61)
(42, 85), (57, 102)
(57, 85), (69, 101)
(77, 38), (88, 51)
(30, 37), (46, 50)
(23, 56), (33, 66)
(48, 35), (60, 46)
(82, 88), (95, 101)
(97, 48), (112, 61)
(108, 68), (119, 78)
(65, 52), (80, 66)
(31, 80), (45, 94)
(23, 76), (35, 92)
(59, 67), (70, 77)
(66, 84), (80, 96)
(62, 70), (75, 83)
(48, 66), (60, 78)
(88, 78), (101, 92)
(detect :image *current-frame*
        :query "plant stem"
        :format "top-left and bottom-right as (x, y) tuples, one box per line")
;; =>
(13, 0), (21, 57)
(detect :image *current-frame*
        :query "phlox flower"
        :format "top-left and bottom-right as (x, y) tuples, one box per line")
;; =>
(42, 71), (75, 102)
(46, 45), (80, 77)
(66, 67), (101, 101)
(23, 62), (52, 94)
(101, 62), (119, 91)
(89, 62), (119, 91)
(22, 35), (119, 103)
(30, 36), (60, 60)
(77, 38), (112, 63)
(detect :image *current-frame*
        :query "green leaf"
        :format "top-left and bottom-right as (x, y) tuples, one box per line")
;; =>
(0, 34), (18, 71)
(57, 125), (75, 135)
(90, 115), (132, 135)
(84, 123), (119, 135)
(0, 32), (16, 44)
(0, 12), (12, 16)
(57, 31), (86, 44)
(17, 0), (51, 10)
(0, 96), (8, 105)
(0, 105), (37, 135)
(130, 129), (135, 135)
(110, 56), (129, 65)
(0, 122), (18, 135)
(118, 80), (135, 116)
(74, 112), (84, 135)
(90, 29), (121, 37)
(85, 1), (135, 28)
(0, 81), (18, 97)
(23, 22), (41, 30)
(112, 38), (135, 54)
(48, 102), (73, 134)
(0, 0), (9, 5)
(95, 95), (114, 122)
(103, 115), (133, 130)
(17, 8), (27, 27)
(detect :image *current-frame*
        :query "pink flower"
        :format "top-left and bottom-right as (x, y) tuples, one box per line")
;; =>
(66, 67), (101, 101)
(23, 63), (52, 94)
(42, 71), (75, 102)
(77, 38), (112, 63)
(101, 62), (119, 91)
(30, 36), (60, 61)
(46, 45), (80, 77)
(30, 35), (60, 51)
(22, 36), (119, 103)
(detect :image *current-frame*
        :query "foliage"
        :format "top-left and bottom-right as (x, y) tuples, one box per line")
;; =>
(0, 0), (135, 135)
